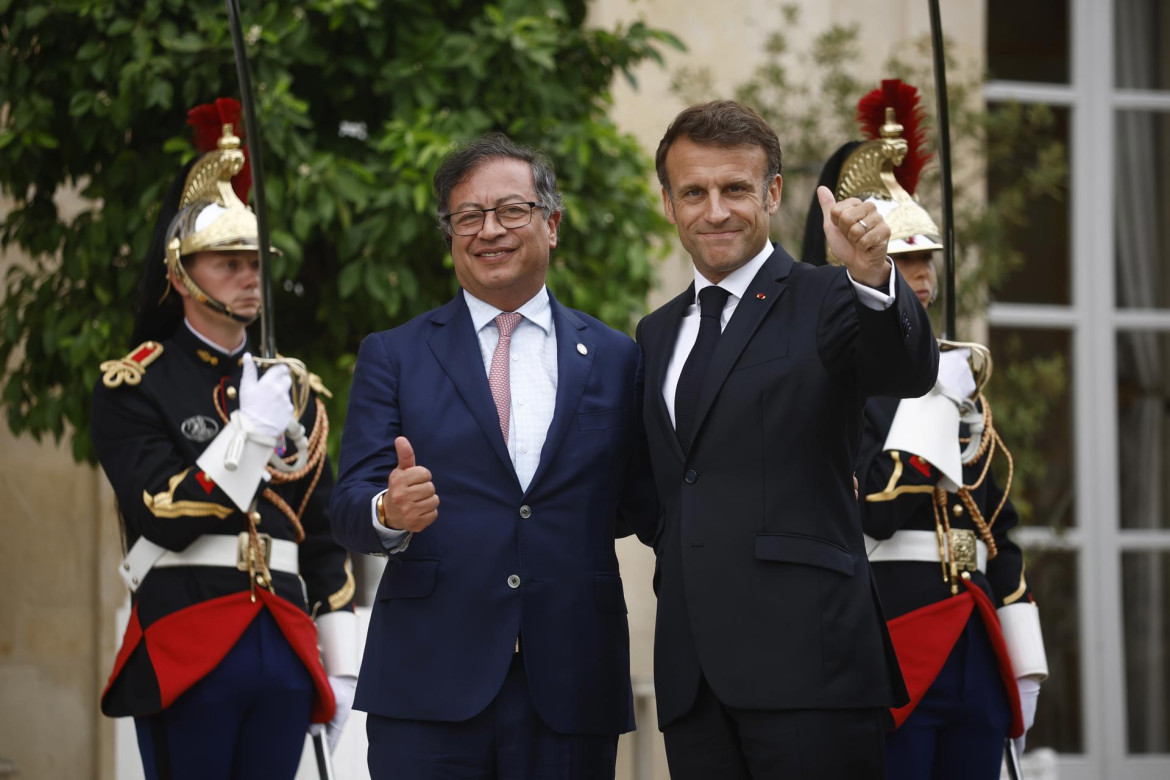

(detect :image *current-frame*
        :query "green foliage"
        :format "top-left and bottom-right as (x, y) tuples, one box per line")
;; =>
(673, 4), (1069, 524)
(0, 0), (683, 463)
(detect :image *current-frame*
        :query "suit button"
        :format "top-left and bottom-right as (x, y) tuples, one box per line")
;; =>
(519, 505), (532, 519)
(507, 574), (521, 589)
(684, 470), (698, 484)
(952, 504), (964, 517)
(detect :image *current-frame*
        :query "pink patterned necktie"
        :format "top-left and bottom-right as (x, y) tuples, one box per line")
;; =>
(488, 312), (523, 442)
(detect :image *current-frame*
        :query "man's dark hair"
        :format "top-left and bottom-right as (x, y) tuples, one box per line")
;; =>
(433, 132), (563, 242)
(655, 100), (783, 196)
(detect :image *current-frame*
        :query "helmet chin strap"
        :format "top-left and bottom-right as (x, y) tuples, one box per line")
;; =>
(167, 238), (259, 326)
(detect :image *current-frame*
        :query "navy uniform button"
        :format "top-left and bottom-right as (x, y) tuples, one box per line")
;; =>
(952, 504), (964, 517)
(519, 505), (532, 519)
(684, 470), (698, 484)
(507, 574), (521, 589)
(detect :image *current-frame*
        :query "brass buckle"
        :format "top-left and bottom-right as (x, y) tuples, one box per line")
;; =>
(236, 532), (273, 572)
(948, 528), (978, 572)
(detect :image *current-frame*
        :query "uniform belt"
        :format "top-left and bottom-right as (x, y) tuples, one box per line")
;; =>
(864, 530), (987, 574)
(120, 532), (299, 592)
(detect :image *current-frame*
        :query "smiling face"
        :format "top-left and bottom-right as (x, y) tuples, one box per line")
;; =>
(661, 136), (782, 284)
(892, 250), (938, 309)
(447, 158), (559, 312)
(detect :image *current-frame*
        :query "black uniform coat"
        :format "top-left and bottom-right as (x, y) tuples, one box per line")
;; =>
(635, 246), (937, 728)
(92, 325), (354, 721)
(858, 395), (1032, 621)
(858, 394), (1032, 735)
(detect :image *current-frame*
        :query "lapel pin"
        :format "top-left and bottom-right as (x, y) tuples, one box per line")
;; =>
(756, 293), (766, 300)
(577, 343), (588, 355)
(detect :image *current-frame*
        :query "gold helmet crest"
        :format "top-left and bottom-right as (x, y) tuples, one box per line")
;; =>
(830, 80), (943, 263)
(161, 100), (272, 324)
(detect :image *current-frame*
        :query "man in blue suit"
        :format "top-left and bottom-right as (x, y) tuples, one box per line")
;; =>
(331, 133), (657, 779)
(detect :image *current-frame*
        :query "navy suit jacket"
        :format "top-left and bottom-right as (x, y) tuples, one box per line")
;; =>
(636, 247), (937, 728)
(332, 290), (656, 735)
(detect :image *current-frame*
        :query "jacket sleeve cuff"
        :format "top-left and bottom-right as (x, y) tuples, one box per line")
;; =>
(195, 411), (276, 511)
(316, 609), (360, 678)
(998, 602), (1049, 681)
(846, 258), (896, 310)
(370, 490), (412, 553)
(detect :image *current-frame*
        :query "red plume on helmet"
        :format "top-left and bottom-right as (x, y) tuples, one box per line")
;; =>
(856, 79), (932, 196)
(186, 98), (252, 203)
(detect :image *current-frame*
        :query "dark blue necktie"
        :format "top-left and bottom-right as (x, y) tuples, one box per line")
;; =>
(675, 285), (730, 451)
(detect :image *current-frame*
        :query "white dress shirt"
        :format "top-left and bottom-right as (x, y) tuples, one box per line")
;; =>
(662, 241), (896, 426)
(372, 287), (559, 549)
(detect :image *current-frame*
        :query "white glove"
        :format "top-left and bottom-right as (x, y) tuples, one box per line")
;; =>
(325, 674), (356, 753)
(1014, 675), (1041, 755)
(937, 348), (977, 400)
(239, 353), (293, 439)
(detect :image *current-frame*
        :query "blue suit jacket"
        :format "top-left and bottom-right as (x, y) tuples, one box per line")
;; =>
(332, 290), (656, 735)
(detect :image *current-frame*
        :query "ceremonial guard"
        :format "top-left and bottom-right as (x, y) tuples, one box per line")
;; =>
(803, 80), (1049, 779)
(92, 100), (357, 779)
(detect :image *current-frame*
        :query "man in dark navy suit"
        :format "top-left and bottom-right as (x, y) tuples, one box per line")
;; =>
(636, 100), (938, 779)
(331, 133), (656, 779)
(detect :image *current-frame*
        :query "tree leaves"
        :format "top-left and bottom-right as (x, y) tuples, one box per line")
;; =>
(0, 0), (679, 463)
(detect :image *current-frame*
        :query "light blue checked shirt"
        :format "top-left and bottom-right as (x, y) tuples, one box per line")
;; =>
(463, 286), (559, 490)
(371, 287), (559, 549)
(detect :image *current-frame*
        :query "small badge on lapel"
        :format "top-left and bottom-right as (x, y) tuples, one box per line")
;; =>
(756, 293), (767, 300)
(576, 343), (588, 355)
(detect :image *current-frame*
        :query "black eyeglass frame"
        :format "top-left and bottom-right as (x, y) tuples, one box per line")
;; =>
(441, 201), (542, 236)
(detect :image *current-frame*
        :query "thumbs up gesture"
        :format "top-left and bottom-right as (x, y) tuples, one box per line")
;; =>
(817, 186), (892, 288)
(380, 436), (439, 532)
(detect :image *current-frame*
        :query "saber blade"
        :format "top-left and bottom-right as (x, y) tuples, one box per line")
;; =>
(928, 0), (958, 341)
(224, 0), (277, 360)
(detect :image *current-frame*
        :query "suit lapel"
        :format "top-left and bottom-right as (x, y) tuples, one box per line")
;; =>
(526, 295), (593, 494)
(645, 285), (693, 463)
(426, 295), (516, 479)
(690, 247), (794, 447)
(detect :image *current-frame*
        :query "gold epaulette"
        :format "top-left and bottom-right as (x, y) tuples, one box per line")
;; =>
(100, 341), (165, 388)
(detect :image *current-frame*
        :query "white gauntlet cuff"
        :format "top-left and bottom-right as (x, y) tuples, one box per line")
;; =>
(317, 609), (360, 678)
(998, 602), (1049, 681)
(195, 411), (276, 511)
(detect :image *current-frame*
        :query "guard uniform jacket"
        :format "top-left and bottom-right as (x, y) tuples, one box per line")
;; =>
(92, 325), (353, 722)
(858, 394), (1030, 734)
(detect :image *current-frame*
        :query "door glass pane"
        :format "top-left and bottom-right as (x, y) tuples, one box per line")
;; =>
(1117, 331), (1170, 529)
(987, 106), (1071, 305)
(987, 0), (1070, 84)
(1115, 111), (1170, 310)
(1123, 551), (1170, 753)
(1115, 0), (1170, 90)
(987, 328), (1075, 530)
(1027, 549), (1083, 752)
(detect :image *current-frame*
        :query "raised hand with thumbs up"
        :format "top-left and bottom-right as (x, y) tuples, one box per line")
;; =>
(817, 185), (892, 288)
(379, 436), (439, 532)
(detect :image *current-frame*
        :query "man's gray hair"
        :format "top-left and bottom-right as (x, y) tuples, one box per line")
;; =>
(433, 132), (563, 239)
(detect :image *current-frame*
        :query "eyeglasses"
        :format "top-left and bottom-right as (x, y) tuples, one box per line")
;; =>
(442, 202), (540, 236)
